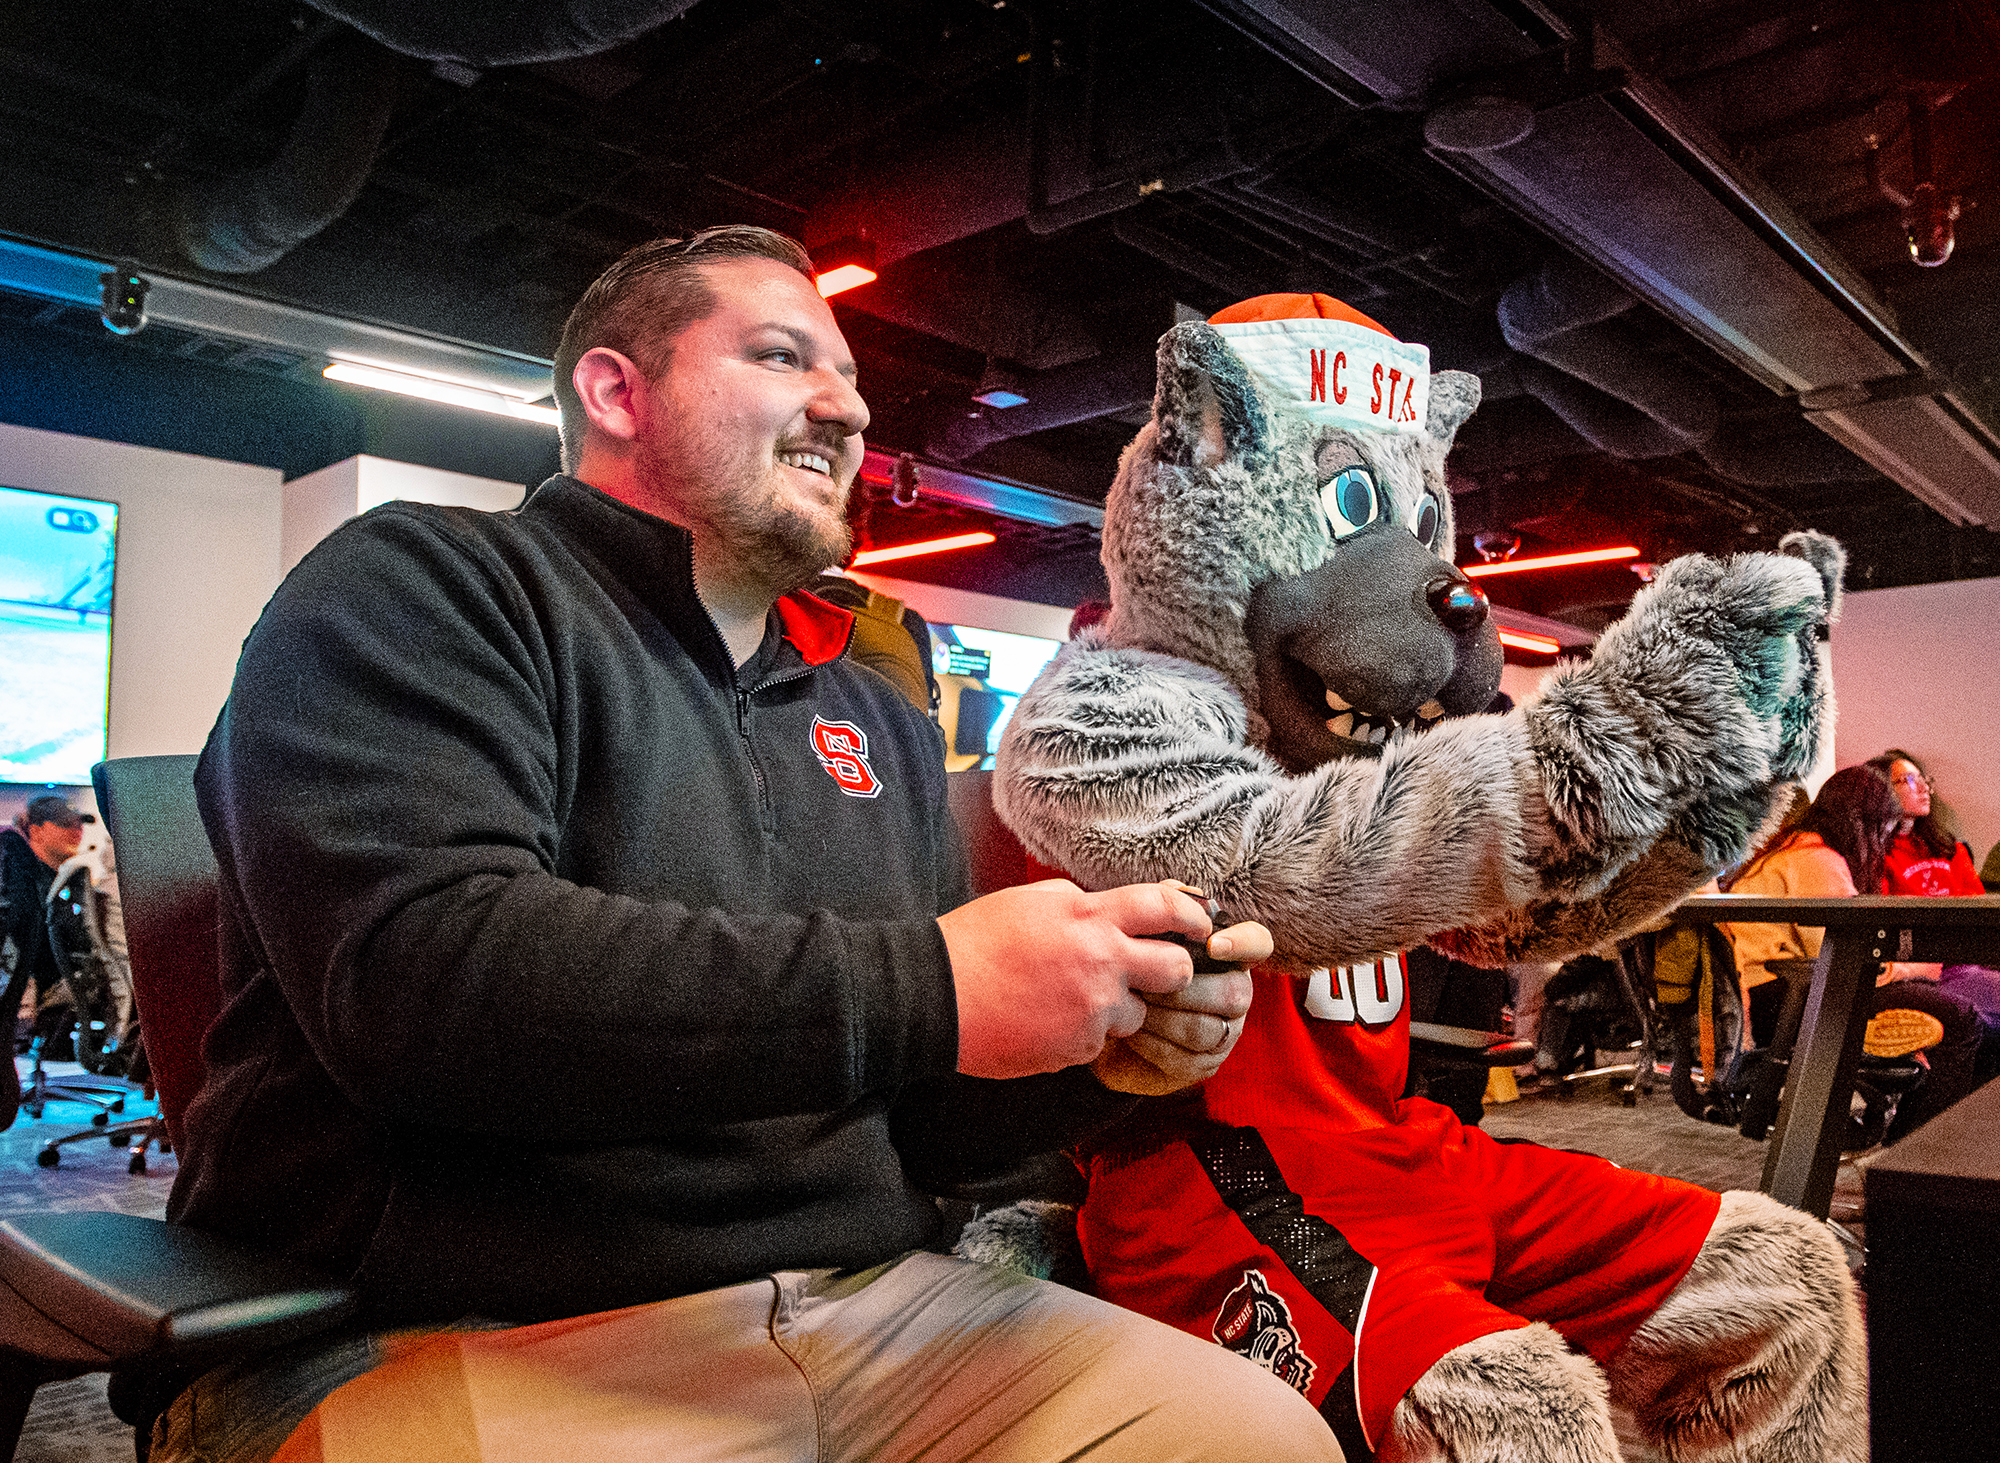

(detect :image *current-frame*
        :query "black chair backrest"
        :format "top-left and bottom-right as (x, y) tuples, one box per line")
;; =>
(944, 770), (1061, 897)
(91, 756), (217, 1149)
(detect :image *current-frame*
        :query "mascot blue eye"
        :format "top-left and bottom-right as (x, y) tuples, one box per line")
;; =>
(1411, 496), (1441, 549)
(1320, 468), (1380, 540)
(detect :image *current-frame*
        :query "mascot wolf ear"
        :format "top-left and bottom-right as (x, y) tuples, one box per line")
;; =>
(1426, 369), (1482, 449)
(1154, 321), (1272, 471)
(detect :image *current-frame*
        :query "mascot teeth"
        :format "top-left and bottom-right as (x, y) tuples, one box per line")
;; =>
(1327, 710), (1396, 744)
(1324, 689), (1353, 712)
(1416, 700), (1446, 720)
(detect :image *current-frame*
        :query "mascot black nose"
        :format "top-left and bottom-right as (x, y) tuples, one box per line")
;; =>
(1427, 577), (1489, 632)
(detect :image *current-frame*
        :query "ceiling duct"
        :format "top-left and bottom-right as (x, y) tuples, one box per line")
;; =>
(1499, 261), (1718, 451)
(174, 30), (400, 275)
(1203, 0), (2000, 527)
(1499, 261), (1876, 486)
(302, 0), (703, 66)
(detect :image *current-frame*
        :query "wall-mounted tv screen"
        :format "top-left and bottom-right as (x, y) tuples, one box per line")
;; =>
(0, 486), (117, 784)
(932, 623), (1062, 758)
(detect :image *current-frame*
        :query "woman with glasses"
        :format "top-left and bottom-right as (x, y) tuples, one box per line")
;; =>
(1867, 749), (2000, 1069)
(1722, 765), (1983, 1145)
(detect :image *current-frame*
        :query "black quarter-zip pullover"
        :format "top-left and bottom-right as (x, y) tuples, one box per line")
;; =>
(178, 474), (1128, 1326)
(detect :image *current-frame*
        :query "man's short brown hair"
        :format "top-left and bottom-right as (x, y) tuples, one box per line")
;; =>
(552, 225), (817, 472)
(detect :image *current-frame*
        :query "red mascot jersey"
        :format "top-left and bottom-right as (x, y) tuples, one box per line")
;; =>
(1078, 958), (1720, 1459)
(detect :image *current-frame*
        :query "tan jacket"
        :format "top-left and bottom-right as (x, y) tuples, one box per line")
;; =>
(1721, 831), (1937, 992)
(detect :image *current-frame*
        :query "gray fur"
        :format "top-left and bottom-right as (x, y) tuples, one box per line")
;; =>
(998, 542), (1832, 969)
(991, 319), (1859, 1456)
(1607, 1191), (1866, 1462)
(1779, 529), (1845, 623)
(953, 1200), (1081, 1281)
(1003, 320), (1837, 970)
(1425, 367), (1483, 442)
(1390, 1323), (1622, 1463)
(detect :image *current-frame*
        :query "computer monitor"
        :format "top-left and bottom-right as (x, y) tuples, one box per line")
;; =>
(0, 485), (118, 784)
(931, 623), (1061, 760)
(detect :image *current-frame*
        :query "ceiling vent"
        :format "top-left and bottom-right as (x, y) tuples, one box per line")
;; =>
(1203, 0), (2000, 529)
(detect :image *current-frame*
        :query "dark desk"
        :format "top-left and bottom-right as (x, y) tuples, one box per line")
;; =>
(1671, 895), (2000, 1218)
(1862, 1077), (2000, 1462)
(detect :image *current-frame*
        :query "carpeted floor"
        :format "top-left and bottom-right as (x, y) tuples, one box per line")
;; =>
(0, 1055), (1874, 1462)
(1, 1059), (175, 1463)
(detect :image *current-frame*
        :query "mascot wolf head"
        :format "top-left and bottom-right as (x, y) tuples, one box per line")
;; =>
(1101, 293), (1499, 771)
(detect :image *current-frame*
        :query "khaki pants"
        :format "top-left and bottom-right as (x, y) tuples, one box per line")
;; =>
(154, 1251), (1342, 1463)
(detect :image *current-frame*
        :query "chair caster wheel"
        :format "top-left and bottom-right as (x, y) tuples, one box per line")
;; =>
(36, 1147), (59, 1168)
(110, 1099), (125, 1114)
(90, 1112), (108, 1127)
(128, 1153), (147, 1176)
(1621, 1088), (1638, 1107)
(159, 1141), (172, 1155)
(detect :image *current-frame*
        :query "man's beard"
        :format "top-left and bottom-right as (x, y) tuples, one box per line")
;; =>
(636, 430), (854, 596)
(729, 494), (853, 596)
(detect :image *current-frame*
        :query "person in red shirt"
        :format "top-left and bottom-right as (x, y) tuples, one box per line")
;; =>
(1869, 750), (2000, 1069)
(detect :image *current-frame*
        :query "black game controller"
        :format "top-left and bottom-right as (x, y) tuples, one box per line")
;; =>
(1142, 897), (1238, 973)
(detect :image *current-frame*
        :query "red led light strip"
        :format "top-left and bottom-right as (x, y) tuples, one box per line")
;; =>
(850, 531), (997, 567)
(1461, 546), (1642, 578)
(1498, 628), (1562, 655)
(816, 264), (878, 298)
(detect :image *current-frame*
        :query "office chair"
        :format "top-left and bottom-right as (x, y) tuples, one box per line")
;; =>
(0, 756), (356, 1463)
(1654, 924), (1924, 1145)
(13, 865), (138, 1134)
(32, 861), (162, 1172)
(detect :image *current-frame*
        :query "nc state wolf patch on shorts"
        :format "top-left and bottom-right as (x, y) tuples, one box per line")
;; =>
(811, 716), (882, 797)
(1212, 1269), (1318, 1393)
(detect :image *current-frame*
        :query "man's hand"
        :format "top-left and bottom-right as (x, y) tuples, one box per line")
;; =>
(1092, 921), (1269, 1095)
(938, 879), (1215, 1079)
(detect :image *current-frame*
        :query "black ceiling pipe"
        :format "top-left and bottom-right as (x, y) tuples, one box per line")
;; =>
(173, 31), (400, 275)
(927, 349), (1158, 462)
(1498, 261), (1719, 450)
(1698, 425), (1879, 488)
(1500, 261), (1873, 485)
(1510, 358), (1692, 460)
(303, 0), (703, 66)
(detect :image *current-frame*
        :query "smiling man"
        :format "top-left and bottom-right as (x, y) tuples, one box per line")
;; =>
(165, 227), (1338, 1463)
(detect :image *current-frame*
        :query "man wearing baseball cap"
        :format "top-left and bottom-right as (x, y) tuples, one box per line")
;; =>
(1, 794), (94, 1128)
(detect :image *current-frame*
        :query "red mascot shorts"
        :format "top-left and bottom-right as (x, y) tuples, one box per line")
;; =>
(1081, 1100), (1719, 1459)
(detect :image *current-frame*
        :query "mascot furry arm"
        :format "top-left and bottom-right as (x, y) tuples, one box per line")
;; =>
(983, 297), (1863, 1463)
(996, 318), (1840, 971)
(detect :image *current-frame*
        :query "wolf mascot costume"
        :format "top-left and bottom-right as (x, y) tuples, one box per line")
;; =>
(982, 295), (1863, 1462)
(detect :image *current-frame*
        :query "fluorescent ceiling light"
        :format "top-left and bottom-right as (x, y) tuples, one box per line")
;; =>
(324, 361), (560, 426)
(816, 264), (878, 298)
(1498, 628), (1562, 655)
(850, 531), (996, 566)
(1462, 546), (1641, 578)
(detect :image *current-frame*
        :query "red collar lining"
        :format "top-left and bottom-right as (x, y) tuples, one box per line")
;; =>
(776, 591), (855, 666)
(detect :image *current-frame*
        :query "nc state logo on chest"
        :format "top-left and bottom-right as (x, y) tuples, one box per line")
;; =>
(810, 715), (882, 798)
(1302, 953), (1406, 1027)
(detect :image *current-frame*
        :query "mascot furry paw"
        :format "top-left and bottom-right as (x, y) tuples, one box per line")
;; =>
(973, 294), (1863, 1462)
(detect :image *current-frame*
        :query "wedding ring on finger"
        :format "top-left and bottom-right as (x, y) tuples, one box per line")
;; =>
(1206, 1016), (1234, 1053)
